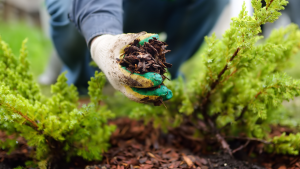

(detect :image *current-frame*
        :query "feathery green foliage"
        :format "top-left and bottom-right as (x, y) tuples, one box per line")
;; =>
(0, 37), (115, 165)
(130, 0), (300, 155)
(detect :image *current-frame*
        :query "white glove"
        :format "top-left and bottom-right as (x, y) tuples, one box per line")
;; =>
(90, 32), (172, 103)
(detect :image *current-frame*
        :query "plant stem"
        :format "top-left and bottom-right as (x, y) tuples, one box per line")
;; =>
(255, 91), (262, 98)
(201, 48), (240, 108)
(232, 140), (250, 153)
(235, 89), (264, 122)
(225, 136), (272, 144)
(195, 48), (241, 156)
(266, 0), (274, 10)
(216, 133), (233, 156)
(1, 103), (39, 131)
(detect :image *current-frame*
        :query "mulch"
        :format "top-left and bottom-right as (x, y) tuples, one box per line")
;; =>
(0, 131), (31, 169)
(1, 118), (300, 169)
(86, 118), (264, 169)
(117, 37), (172, 106)
(117, 38), (172, 78)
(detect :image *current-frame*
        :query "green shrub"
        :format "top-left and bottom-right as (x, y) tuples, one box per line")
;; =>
(130, 0), (300, 155)
(0, 38), (115, 167)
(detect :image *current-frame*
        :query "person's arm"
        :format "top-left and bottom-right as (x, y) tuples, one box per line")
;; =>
(69, 0), (123, 46)
(69, 1), (173, 104)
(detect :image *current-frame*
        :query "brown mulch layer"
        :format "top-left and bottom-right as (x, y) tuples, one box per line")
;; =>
(117, 38), (172, 79)
(1, 118), (300, 169)
(0, 131), (32, 169)
(86, 119), (265, 169)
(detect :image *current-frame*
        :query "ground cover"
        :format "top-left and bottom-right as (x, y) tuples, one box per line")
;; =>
(2, 118), (300, 168)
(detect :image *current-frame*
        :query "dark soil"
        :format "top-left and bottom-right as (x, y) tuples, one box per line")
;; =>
(1, 118), (300, 169)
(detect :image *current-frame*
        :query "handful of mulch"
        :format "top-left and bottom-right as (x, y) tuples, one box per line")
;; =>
(117, 37), (172, 81)
(117, 37), (172, 106)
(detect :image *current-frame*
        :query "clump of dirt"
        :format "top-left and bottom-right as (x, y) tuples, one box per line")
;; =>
(117, 37), (172, 80)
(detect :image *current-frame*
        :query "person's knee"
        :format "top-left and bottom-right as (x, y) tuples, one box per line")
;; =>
(46, 0), (71, 25)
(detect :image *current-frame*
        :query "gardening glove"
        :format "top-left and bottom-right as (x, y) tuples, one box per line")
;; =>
(90, 31), (173, 104)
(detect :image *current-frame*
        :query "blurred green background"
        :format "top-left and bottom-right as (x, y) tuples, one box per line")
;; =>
(0, 21), (52, 78)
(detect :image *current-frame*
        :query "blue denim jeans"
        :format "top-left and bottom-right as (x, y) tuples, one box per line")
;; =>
(45, 0), (228, 88)
(46, 0), (97, 90)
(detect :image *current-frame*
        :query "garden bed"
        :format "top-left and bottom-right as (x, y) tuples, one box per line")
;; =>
(1, 117), (299, 169)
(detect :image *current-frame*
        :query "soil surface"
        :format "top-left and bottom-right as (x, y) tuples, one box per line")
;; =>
(1, 118), (300, 169)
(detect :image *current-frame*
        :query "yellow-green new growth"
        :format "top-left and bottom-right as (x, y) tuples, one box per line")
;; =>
(130, 0), (300, 156)
(0, 37), (115, 165)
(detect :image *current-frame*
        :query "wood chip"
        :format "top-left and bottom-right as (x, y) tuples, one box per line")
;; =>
(182, 153), (194, 168)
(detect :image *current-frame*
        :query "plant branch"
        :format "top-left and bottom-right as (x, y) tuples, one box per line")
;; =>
(1, 103), (39, 131)
(232, 140), (250, 154)
(201, 48), (240, 108)
(235, 89), (264, 122)
(255, 91), (262, 98)
(216, 133), (233, 156)
(220, 68), (238, 84)
(266, 0), (274, 10)
(225, 136), (272, 145)
(192, 48), (241, 156)
(198, 48), (241, 123)
(206, 118), (233, 156)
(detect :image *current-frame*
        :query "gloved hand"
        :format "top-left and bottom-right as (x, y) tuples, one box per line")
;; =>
(90, 31), (173, 104)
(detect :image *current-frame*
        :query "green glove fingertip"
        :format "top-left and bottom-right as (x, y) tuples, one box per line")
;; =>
(155, 85), (173, 101)
(139, 72), (162, 87)
(131, 85), (173, 101)
(162, 88), (173, 101)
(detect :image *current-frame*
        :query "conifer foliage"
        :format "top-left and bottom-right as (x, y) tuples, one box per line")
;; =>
(0, 38), (115, 166)
(131, 0), (300, 155)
